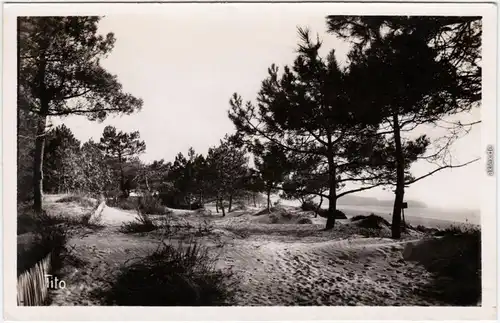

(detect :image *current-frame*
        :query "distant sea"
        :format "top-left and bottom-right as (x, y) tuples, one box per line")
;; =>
(335, 204), (480, 227)
(271, 196), (480, 228)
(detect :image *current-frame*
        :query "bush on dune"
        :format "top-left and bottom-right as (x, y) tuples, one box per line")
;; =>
(301, 200), (318, 212)
(316, 208), (347, 219)
(108, 193), (170, 215)
(352, 213), (390, 229)
(300, 201), (347, 220)
(223, 199), (247, 212)
(120, 193), (174, 233)
(56, 194), (97, 208)
(137, 194), (170, 215)
(255, 206), (286, 216)
(95, 241), (236, 306)
(297, 217), (313, 224)
(351, 215), (367, 222)
(107, 197), (137, 210)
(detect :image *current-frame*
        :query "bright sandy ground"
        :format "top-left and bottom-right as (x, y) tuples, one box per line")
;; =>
(39, 195), (451, 306)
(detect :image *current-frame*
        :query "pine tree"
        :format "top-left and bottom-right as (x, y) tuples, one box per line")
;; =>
(229, 28), (388, 229)
(98, 126), (146, 197)
(18, 17), (143, 211)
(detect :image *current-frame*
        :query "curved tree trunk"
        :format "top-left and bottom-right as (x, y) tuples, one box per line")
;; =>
(33, 112), (48, 213)
(316, 194), (323, 218)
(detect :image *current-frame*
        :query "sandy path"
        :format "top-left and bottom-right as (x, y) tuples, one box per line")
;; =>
(217, 237), (437, 306)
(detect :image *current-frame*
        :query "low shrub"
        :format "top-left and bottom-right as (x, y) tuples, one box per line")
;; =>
(231, 200), (247, 211)
(195, 220), (215, 237)
(351, 215), (367, 222)
(107, 197), (137, 210)
(194, 208), (212, 217)
(120, 210), (157, 233)
(109, 194), (170, 216)
(137, 194), (170, 215)
(316, 209), (347, 219)
(56, 194), (97, 208)
(301, 200), (318, 212)
(355, 214), (390, 229)
(297, 218), (313, 224)
(435, 223), (480, 237)
(96, 241), (236, 306)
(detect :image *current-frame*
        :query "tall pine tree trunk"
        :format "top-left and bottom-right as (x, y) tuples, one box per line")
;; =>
(228, 194), (233, 212)
(253, 193), (256, 207)
(215, 194), (219, 213)
(118, 153), (127, 198)
(325, 153), (337, 230)
(391, 113), (405, 239)
(33, 111), (48, 213)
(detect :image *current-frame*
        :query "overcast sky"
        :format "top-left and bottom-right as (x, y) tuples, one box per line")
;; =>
(53, 8), (482, 210)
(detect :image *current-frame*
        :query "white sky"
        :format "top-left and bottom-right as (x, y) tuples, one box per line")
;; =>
(53, 9), (482, 210)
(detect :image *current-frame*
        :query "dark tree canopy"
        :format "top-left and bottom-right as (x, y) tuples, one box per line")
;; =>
(19, 16), (143, 120)
(327, 16), (482, 238)
(326, 16), (481, 106)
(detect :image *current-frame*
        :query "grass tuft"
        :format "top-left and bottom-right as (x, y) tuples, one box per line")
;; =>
(120, 210), (158, 233)
(95, 240), (237, 306)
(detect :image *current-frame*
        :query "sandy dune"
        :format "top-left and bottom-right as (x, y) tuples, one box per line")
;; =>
(39, 197), (463, 306)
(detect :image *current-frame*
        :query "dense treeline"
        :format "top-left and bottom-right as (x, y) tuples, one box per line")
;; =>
(18, 16), (481, 239)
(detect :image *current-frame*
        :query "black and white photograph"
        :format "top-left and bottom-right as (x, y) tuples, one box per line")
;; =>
(3, 1), (497, 321)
